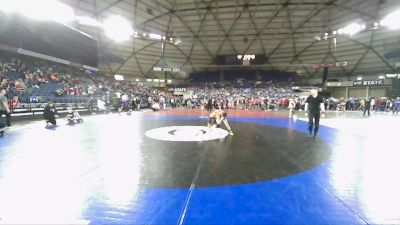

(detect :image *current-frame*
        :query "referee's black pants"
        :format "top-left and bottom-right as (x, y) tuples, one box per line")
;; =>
(0, 110), (11, 127)
(46, 117), (57, 125)
(363, 107), (370, 116)
(308, 111), (320, 135)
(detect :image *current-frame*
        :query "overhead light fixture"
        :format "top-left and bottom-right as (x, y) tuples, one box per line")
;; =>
(174, 39), (181, 45)
(149, 33), (162, 40)
(146, 79), (152, 82)
(1, 0), (20, 13)
(50, 1), (75, 23)
(1, 0), (75, 24)
(167, 80), (172, 83)
(153, 79), (160, 83)
(114, 74), (124, 81)
(135, 79), (140, 82)
(357, 76), (363, 81)
(379, 75), (385, 79)
(76, 16), (102, 27)
(103, 15), (133, 42)
(338, 23), (366, 36)
(380, 9), (400, 29)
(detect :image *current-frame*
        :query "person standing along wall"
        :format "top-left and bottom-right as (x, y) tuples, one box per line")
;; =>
(0, 88), (11, 128)
(363, 98), (371, 117)
(393, 97), (400, 114)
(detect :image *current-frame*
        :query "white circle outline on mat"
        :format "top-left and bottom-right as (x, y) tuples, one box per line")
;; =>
(145, 126), (229, 142)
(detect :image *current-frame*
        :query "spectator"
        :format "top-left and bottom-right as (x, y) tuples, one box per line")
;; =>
(0, 87), (11, 127)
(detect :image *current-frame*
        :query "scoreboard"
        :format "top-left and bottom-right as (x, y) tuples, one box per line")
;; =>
(216, 54), (266, 65)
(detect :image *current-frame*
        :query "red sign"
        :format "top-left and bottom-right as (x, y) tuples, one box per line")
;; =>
(312, 64), (321, 68)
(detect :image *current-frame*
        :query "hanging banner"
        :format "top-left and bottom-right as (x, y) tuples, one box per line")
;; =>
(168, 88), (187, 92)
(353, 80), (384, 86)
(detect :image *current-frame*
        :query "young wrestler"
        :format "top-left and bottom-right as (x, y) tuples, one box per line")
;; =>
(208, 109), (234, 135)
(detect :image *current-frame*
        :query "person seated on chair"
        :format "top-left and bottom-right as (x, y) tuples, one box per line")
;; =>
(66, 107), (83, 122)
(72, 110), (82, 122)
(151, 101), (160, 111)
(43, 101), (57, 126)
(208, 109), (233, 135)
(66, 107), (74, 122)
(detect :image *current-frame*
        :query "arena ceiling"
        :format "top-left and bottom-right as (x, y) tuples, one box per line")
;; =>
(62, 0), (400, 79)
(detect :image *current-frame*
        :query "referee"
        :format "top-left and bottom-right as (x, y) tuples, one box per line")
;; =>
(305, 89), (325, 138)
(363, 98), (371, 117)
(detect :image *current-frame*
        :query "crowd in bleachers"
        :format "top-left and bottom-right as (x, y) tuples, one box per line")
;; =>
(2, 52), (399, 115)
(1, 52), (302, 113)
(1, 53), (91, 105)
(0, 52), (164, 111)
(150, 82), (299, 111)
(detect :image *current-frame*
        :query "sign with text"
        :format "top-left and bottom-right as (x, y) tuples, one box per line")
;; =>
(386, 73), (400, 78)
(312, 62), (347, 68)
(353, 80), (384, 86)
(153, 67), (180, 72)
(326, 82), (342, 87)
(168, 88), (187, 92)
(312, 63), (335, 68)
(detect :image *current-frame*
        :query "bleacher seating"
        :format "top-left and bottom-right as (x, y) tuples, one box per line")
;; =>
(4, 71), (23, 79)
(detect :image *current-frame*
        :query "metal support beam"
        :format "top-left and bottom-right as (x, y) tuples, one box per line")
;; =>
(132, 0), (145, 77)
(114, 42), (158, 74)
(343, 36), (396, 73)
(136, 1), (340, 28)
(173, 14), (214, 59)
(310, 53), (331, 78)
(93, 0), (114, 74)
(213, 0), (251, 62)
(145, 57), (162, 77)
(242, 0), (289, 55)
(267, 0), (342, 59)
(182, 0), (211, 69)
(95, 0), (125, 15)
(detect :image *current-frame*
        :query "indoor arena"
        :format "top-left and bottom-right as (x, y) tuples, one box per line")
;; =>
(1, 0), (400, 224)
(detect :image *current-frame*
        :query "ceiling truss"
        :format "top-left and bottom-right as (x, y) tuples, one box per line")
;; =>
(62, 0), (400, 79)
